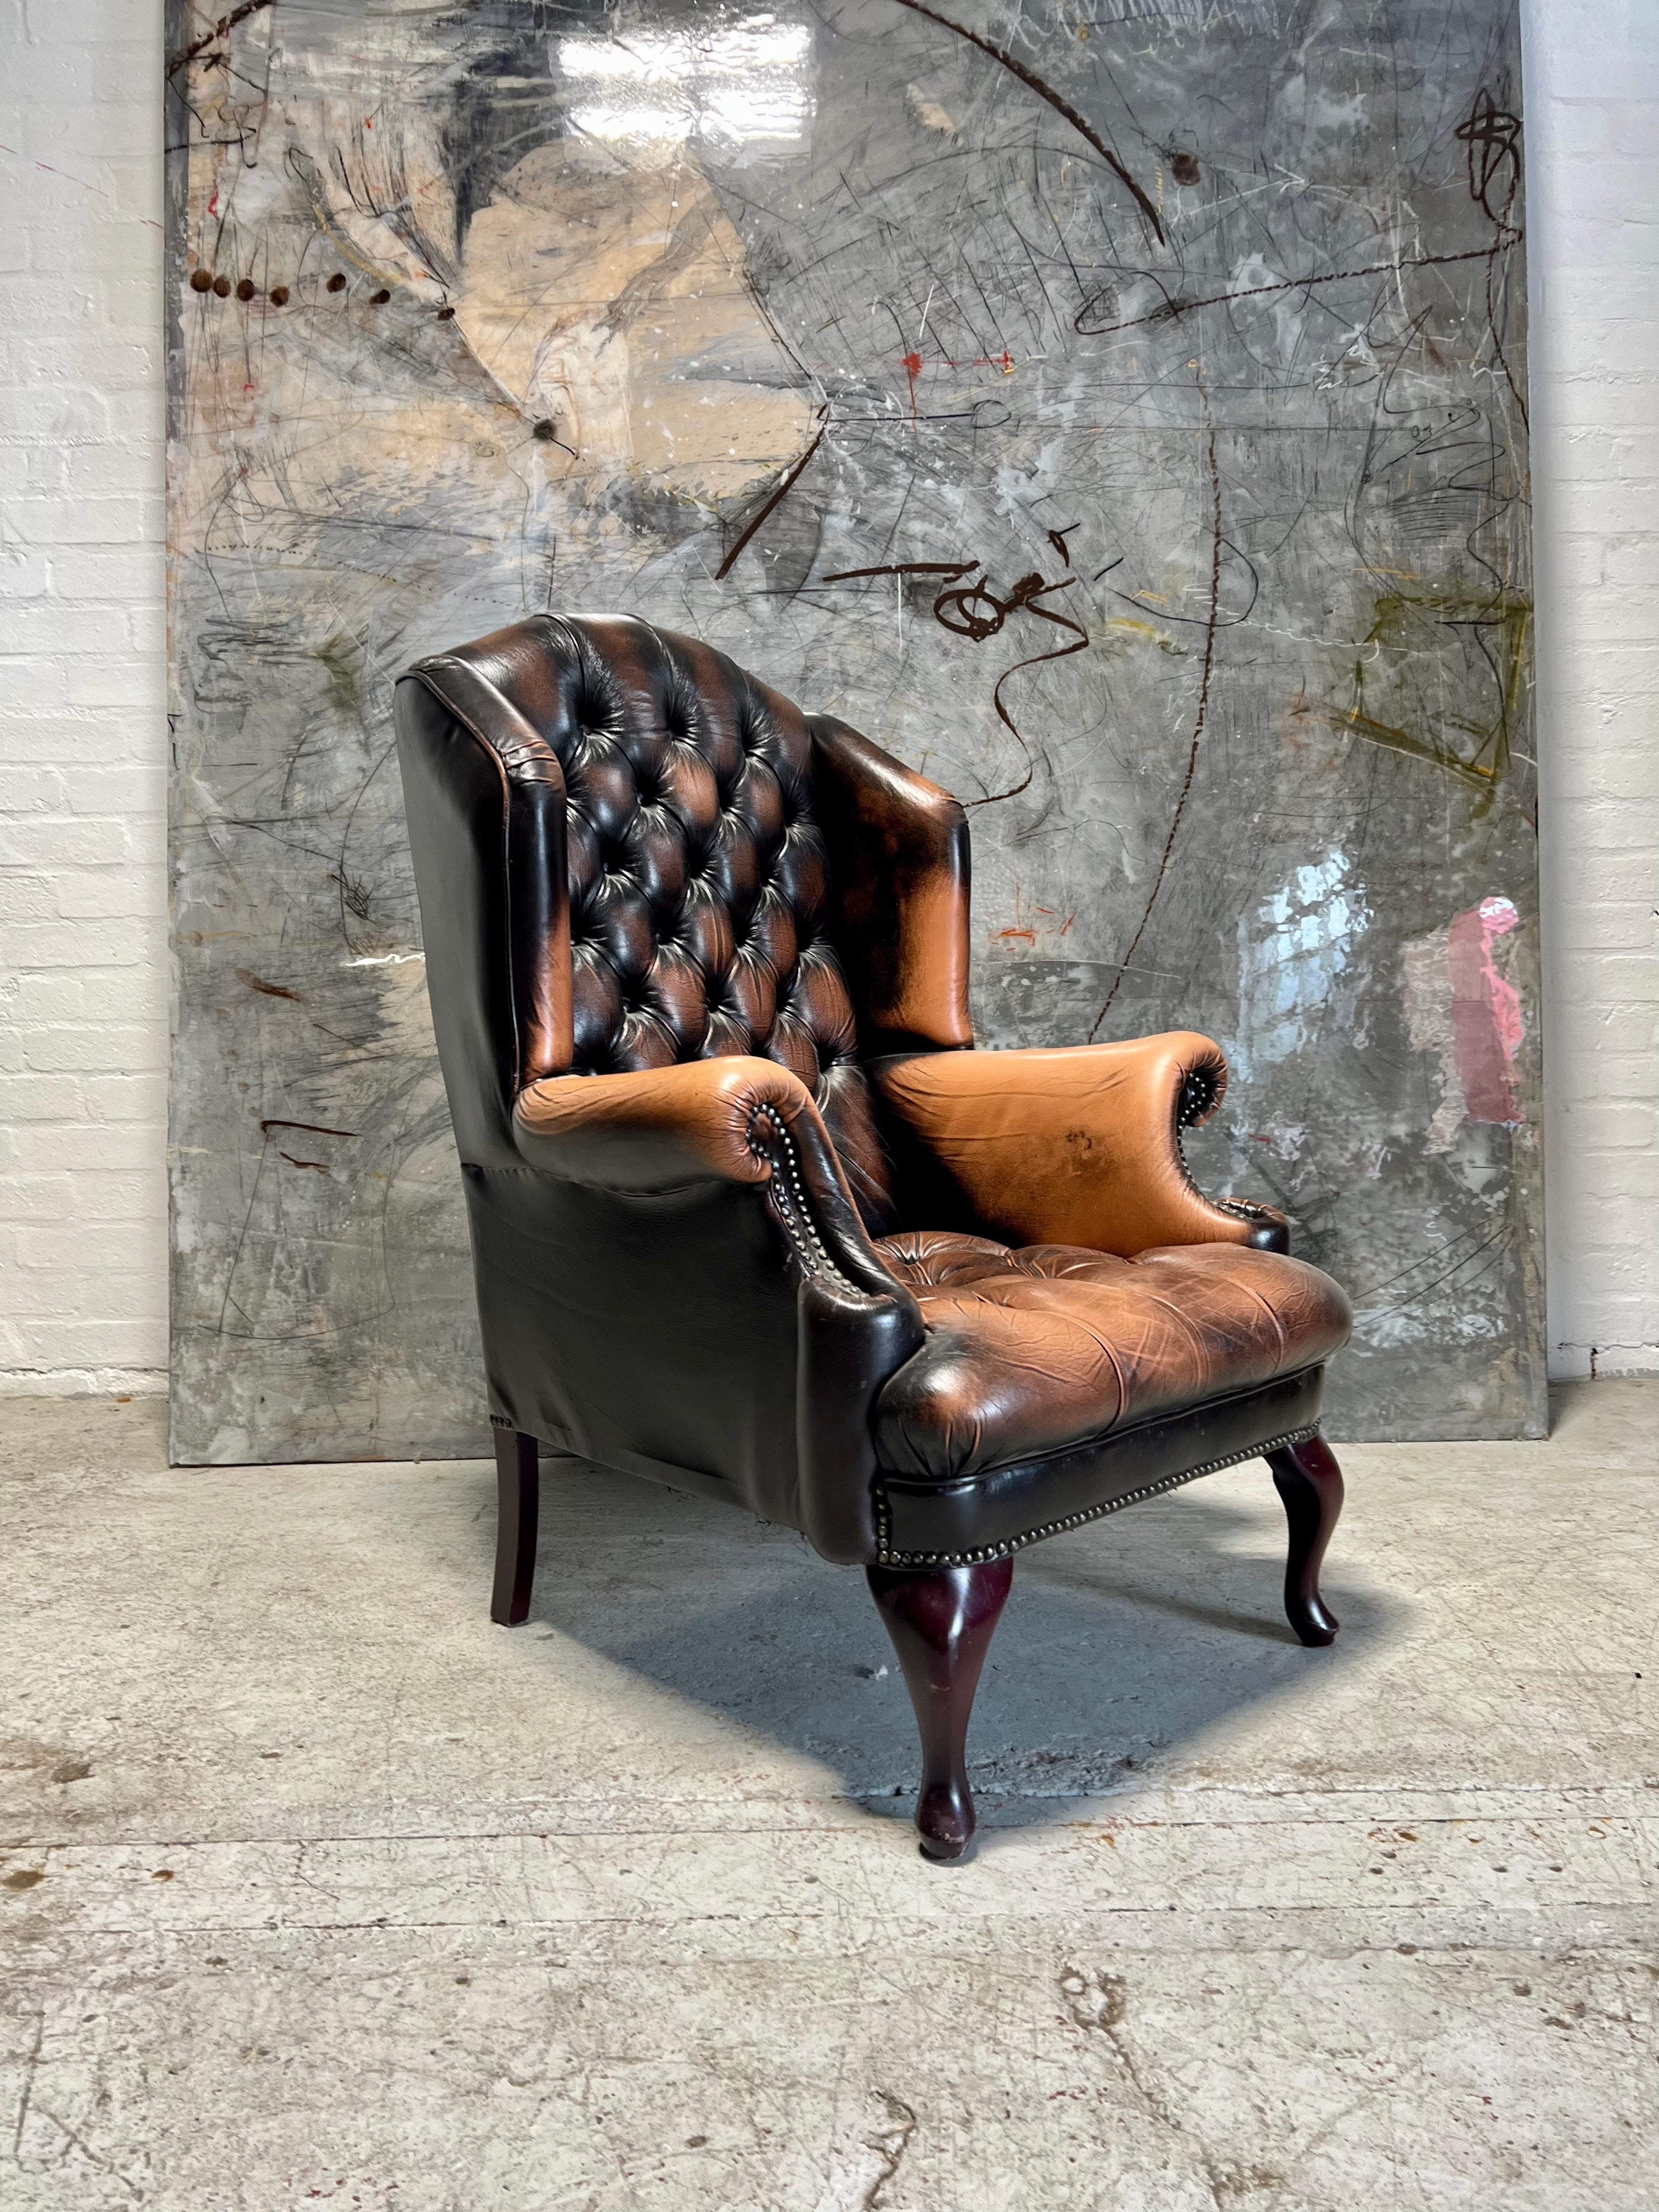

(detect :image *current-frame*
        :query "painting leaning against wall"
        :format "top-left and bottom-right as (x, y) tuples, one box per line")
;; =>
(165, 0), (1542, 1462)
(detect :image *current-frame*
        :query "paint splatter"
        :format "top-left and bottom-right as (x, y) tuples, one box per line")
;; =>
(1449, 896), (1524, 1124)
(1403, 897), (1523, 1150)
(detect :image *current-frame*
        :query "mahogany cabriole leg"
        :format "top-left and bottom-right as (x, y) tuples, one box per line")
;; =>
(490, 1425), (540, 1627)
(867, 1558), (1014, 1864)
(1266, 1433), (1344, 1647)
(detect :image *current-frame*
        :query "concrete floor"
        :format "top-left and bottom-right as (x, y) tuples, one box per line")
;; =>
(1, 1387), (1655, 2209)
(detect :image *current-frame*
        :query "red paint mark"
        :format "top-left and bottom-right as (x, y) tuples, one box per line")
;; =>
(0, 142), (164, 232)
(1447, 896), (1523, 1124)
(994, 928), (1037, 945)
(363, 117), (374, 128)
(901, 351), (923, 430)
(207, 187), (219, 217)
(1059, 912), (1076, 936)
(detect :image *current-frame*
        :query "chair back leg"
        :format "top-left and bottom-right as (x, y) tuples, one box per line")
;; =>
(867, 1558), (1014, 1862)
(490, 1426), (540, 1626)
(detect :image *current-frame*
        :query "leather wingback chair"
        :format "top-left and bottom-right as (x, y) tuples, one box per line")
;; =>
(394, 613), (1353, 1861)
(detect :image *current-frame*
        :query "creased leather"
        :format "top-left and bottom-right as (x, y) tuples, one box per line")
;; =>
(514, 1054), (814, 1190)
(397, 613), (1352, 1572)
(873, 1034), (1282, 1257)
(511, 1054), (917, 1312)
(872, 1230), (1352, 1481)
(407, 613), (896, 1231)
(876, 1367), (1327, 1564)
(808, 714), (972, 1055)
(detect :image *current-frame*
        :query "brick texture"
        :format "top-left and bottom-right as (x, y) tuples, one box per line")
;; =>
(1, 0), (166, 1395)
(1526, 1), (1659, 1378)
(1, 2), (1655, 1393)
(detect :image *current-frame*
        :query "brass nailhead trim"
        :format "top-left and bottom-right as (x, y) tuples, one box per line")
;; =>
(747, 1104), (857, 1293)
(871, 1421), (1321, 1567)
(1174, 1088), (1272, 1227)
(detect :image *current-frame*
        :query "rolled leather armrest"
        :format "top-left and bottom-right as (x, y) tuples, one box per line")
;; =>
(872, 1032), (1287, 1257)
(512, 1057), (926, 1564)
(514, 1055), (812, 1191)
(512, 1056), (917, 1304)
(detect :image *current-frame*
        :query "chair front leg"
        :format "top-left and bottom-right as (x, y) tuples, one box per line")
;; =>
(1265, 1433), (1344, 1647)
(867, 1558), (1013, 1863)
(490, 1425), (540, 1627)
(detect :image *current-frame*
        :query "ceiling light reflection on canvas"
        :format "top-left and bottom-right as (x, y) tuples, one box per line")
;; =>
(555, 16), (814, 149)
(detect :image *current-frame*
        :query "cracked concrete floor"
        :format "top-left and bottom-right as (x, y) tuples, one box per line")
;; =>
(2, 1384), (1655, 2209)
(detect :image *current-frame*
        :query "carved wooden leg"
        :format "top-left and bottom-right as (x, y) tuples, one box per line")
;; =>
(1265, 1433), (1344, 1647)
(490, 1426), (540, 1627)
(867, 1558), (1013, 1863)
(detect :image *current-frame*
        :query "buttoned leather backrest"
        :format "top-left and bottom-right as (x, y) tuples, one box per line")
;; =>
(400, 612), (898, 1227)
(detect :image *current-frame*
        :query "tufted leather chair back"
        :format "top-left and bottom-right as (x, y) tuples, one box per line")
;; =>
(396, 613), (900, 1227)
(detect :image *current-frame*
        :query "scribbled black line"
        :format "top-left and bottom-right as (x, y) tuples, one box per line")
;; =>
(1455, 88), (1521, 228)
(1356, 1227), (1510, 1321)
(170, 0), (274, 74)
(822, 562), (979, 582)
(1090, 388), (1222, 1040)
(1075, 246), (1505, 337)
(885, 0), (1164, 244)
(1457, 88), (1528, 429)
(279, 1153), (331, 1175)
(714, 411), (829, 582)
(216, 1139), (267, 1336)
(1111, 534), (1257, 630)
(963, 580), (1090, 811)
(259, 1119), (358, 1138)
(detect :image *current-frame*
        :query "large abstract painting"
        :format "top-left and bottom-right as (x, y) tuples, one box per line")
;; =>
(166, 0), (1542, 1462)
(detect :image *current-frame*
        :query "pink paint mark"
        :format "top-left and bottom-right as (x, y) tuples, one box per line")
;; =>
(1447, 896), (1523, 1125)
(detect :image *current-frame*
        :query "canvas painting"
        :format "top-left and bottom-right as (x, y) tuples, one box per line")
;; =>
(166, 0), (1541, 1460)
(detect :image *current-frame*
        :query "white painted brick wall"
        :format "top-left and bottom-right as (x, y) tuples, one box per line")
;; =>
(1, 1), (1654, 1395)
(1525, 0), (1659, 1377)
(1, 0), (167, 1394)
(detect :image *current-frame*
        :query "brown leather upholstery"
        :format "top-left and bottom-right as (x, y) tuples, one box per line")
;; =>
(515, 1054), (821, 1192)
(411, 614), (895, 1229)
(874, 1035), (1288, 1256)
(512, 1052), (904, 1310)
(393, 611), (1351, 1571)
(872, 1231), (1351, 1481)
(808, 716), (972, 1056)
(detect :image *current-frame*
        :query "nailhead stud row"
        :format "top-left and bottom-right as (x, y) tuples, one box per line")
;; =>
(872, 1423), (1322, 1567)
(1173, 1074), (1276, 1229)
(747, 1103), (859, 1294)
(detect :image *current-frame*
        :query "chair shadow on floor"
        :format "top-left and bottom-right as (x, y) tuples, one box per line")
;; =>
(475, 1451), (1406, 1846)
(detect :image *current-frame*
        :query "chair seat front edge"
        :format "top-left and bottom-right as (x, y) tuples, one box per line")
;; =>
(871, 1365), (1328, 1567)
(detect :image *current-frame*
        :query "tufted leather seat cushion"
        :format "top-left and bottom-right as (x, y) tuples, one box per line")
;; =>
(872, 1231), (1353, 1481)
(531, 617), (893, 1226)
